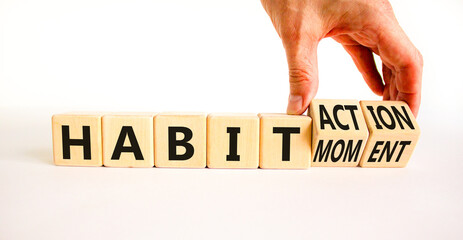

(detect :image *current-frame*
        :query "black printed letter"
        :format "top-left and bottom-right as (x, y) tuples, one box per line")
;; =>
(320, 105), (336, 130)
(344, 105), (359, 130)
(111, 126), (144, 160)
(168, 126), (194, 160)
(226, 127), (240, 161)
(273, 127), (300, 161)
(333, 105), (349, 130)
(62, 125), (91, 160)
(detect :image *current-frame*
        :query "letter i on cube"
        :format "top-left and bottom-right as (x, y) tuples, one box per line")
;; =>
(207, 113), (260, 168)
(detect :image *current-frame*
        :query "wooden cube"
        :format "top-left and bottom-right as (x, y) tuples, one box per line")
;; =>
(359, 101), (420, 168)
(52, 113), (103, 166)
(308, 99), (369, 167)
(259, 113), (312, 169)
(207, 113), (259, 169)
(102, 113), (156, 168)
(154, 112), (206, 168)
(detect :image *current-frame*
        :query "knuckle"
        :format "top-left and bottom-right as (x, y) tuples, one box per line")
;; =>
(289, 68), (313, 84)
(400, 49), (424, 73)
(378, 0), (393, 12)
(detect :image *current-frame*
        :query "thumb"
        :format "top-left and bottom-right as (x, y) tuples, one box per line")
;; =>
(285, 42), (319, 115)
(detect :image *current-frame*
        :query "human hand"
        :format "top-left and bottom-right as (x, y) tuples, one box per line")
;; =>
(261, 0), (423, 116)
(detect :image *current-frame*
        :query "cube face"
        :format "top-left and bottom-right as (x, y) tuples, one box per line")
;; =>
(154, 113), (206, 168)
(102, 113), (156, 168)
(259, 113), (312, 169)
(207, 114), (259, 169)
(52, 113), (103, 166)
(359, 101), (420, 168)
(309, 100), (369, 167)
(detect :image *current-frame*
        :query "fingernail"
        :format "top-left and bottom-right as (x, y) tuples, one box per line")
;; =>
(287, 95), (303, 115)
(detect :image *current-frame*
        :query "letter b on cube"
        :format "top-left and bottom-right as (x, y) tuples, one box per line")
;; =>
(154, 112), (206, 168)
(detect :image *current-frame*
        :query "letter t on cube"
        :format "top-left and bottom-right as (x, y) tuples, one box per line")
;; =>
(259, 113), (312, 169)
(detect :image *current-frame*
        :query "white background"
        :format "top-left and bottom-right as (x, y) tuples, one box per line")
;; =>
(1, 0), (463, 239)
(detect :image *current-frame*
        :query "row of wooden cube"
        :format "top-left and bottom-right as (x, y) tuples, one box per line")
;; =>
(52, 100), (420, 168)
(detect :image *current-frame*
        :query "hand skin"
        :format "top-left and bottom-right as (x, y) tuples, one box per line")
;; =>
(261, 0), (423, 117)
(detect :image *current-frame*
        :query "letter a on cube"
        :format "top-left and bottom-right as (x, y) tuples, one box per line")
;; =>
(103, 113), (156, 168)
(154, 112), (206, 168)
(52, 113), (103, 166)
(309, 99), (369, 167)
(359, 101), (420, 168)
(259, 113), (312, 169)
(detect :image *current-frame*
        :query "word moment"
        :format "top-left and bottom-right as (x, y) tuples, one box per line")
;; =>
(52, 100), (420, 169)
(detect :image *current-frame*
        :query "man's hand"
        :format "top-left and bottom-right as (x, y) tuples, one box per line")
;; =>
(261, 0), (423, 116)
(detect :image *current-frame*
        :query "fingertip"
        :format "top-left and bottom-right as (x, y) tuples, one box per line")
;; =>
(372, 84), (385, 96)
(286, 95), (306, 115)
(405, 101), (419, 118)
(406, 100), (420, 118)
(397, 92), (420, 118)
(411, 107), (419, 118)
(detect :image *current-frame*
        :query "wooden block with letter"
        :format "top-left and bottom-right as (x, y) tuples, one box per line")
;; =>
(259, 113), (312, 169)
(359, 101), (420, 168)
(207, 113), (259, 169)
(309, 99), (369, 167)
(52, 113), (103, 166)
(154, 112), (206, 168)
(102, 113), (156, 168)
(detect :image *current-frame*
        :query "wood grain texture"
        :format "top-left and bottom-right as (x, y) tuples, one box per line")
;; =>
(154, 112), (206, 168)
(309, 99), (369, 167)
(207, 113), (259, 169)
(52, 113), (103, 166)
(359, 101), (420, 168)
(259, 113), (312, 169)
(102, 113), (156, 168)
